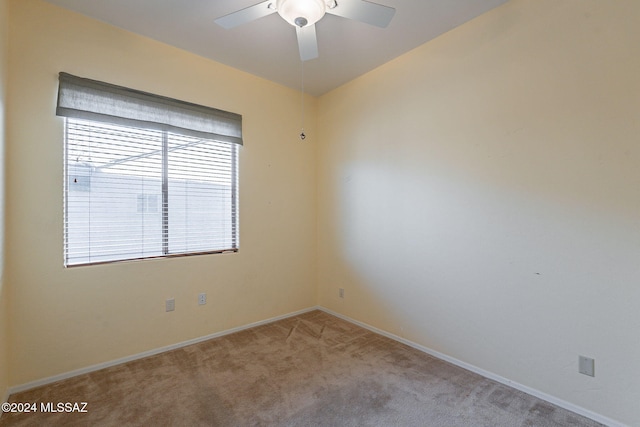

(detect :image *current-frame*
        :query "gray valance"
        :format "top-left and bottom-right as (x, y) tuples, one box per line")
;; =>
(56, 72), (243, 145)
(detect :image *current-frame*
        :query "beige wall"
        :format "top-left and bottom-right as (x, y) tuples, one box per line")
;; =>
(6, 0), (317, 386)
(317, 0), (640, 425)
(0, 0), (8, 402)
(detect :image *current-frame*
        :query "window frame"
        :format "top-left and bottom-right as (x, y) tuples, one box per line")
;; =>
(63, 118), (240, 267)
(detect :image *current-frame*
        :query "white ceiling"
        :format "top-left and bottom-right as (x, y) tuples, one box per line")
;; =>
(42, 0), (510, 96)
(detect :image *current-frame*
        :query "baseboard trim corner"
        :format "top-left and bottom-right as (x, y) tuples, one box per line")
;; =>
(0, 388), (9, 419)
(8, 306), (319, 396)
(317, 306), (625, 427)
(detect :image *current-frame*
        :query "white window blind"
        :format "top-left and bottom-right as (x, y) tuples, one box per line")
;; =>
(58, 73), (241, 266)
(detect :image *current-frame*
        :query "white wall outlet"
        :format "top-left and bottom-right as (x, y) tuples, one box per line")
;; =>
(579, 355), (595, 377)
(165, 298), (175, 312)
(339, 288), (344, 298)
(198, 293), (207, 305)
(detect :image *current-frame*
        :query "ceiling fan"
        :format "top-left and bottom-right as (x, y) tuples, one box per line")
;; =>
(215, 0), (396, 61)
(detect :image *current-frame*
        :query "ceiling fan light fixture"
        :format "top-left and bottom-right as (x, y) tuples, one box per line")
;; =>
(277, 0), (326, 27)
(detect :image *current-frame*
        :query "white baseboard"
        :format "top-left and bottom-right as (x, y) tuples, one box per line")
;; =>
(318, 307), (625, 427)
(8, 306), (318, 396)
(0, 389), (8, 419)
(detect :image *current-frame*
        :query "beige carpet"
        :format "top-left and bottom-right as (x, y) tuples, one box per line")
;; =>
(2, 310), (603, 426)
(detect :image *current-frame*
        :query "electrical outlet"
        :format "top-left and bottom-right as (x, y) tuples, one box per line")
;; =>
(166, 298), (175, 312)
(198, 293), (207, 305)
(579, 355), (595, 377)
(339, 288), (344, 298)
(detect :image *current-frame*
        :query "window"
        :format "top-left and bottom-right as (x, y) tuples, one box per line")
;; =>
(137, 194), (160, 214)
(58, 73), (242, 266)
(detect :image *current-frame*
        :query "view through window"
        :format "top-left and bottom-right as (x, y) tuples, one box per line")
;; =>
(64, 118), (239, 266)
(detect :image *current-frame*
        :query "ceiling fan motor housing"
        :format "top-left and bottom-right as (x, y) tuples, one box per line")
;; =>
(277, 0), (327, 27)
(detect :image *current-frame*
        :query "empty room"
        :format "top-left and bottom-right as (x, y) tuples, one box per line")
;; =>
(0, 0), (638, 425)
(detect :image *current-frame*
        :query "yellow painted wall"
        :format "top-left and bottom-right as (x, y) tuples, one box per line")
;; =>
(6, 0), (317, 386)
(0, 0), (7, 403)
(317, 0), (640, 425)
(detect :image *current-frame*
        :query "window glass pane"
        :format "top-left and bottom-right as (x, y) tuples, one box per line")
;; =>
(66, 120), (163, 265)
(168, 133), (237, 253)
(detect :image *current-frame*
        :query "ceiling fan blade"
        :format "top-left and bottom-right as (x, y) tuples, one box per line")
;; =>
(326, 0), (396, 28)
(214, 1), (277, 29)
(296, 24), (319, 61)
